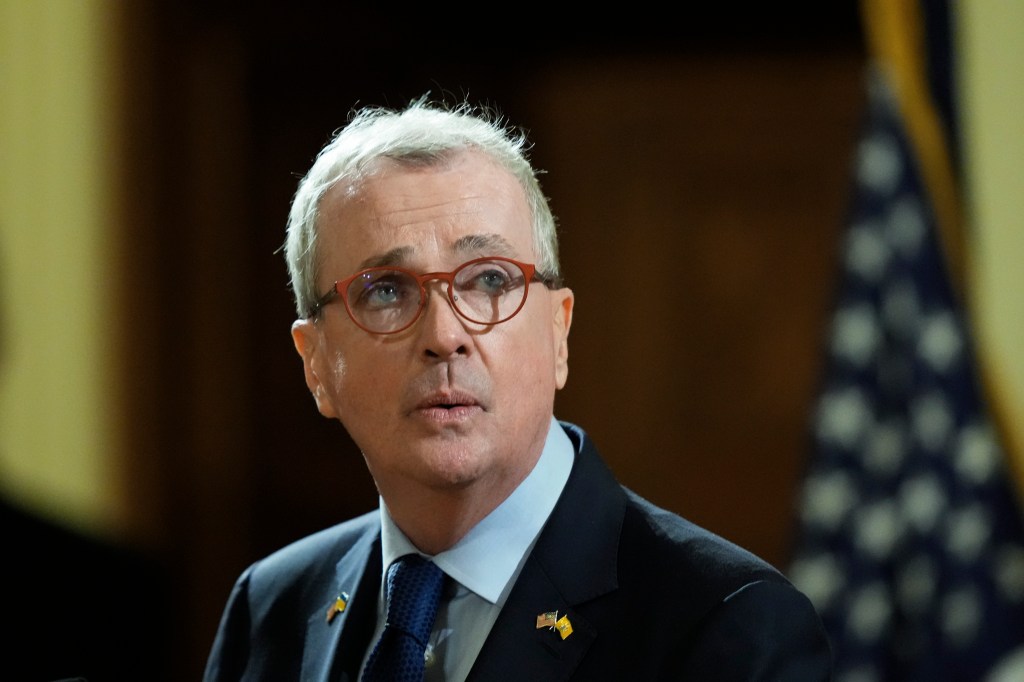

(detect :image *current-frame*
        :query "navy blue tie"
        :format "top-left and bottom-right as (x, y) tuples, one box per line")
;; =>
(362, 554), (445, 682)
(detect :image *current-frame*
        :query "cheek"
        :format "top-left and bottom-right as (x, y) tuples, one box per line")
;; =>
(315, 345), (354, 419)
(329, 348), (347, 393)
(328, 345), (400, 420)
(499, 331), (558, 388)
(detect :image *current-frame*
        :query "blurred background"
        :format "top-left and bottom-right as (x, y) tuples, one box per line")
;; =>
(1, 1), (1021, 680)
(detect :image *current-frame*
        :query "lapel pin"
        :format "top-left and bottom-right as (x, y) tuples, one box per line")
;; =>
(326, 592), (350, 624)
(536, 611), (559, 629)
(536, 610), (574, 640)
(555, 615), (573, 640)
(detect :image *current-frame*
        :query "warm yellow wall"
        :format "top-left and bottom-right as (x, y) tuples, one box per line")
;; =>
(0, 0), (121, 535)
(958, 2), (1024, 467)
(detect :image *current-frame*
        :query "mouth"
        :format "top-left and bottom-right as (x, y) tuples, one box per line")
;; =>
(418, 391), (480, 409)
(413, 391), (484, 422)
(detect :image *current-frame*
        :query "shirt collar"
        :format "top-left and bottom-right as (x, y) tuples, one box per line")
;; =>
(379, 416), (574, 604)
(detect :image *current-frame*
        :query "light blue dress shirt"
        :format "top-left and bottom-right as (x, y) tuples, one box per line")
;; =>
(362, 416), (575, 681)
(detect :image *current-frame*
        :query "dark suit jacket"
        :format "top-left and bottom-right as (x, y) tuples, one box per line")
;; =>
(204, 421), (832, 681)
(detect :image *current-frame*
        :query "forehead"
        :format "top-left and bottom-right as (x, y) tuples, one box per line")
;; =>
(317, 150), (534, 273)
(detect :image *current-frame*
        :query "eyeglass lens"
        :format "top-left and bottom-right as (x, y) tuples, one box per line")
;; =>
(346, 259), (529, 333)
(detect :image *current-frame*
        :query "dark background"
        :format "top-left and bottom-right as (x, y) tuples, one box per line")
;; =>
(97, 3), (867, 679)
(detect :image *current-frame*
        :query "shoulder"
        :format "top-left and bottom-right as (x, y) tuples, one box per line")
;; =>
(203, 512), (381, 681)
(561, 421), (817, 616)
(543, 422), (832, 678)
(616, 489), (831, 678)
(559, 420), (791, 595)
(621, 489), (786, 590)
(612, 487), (815, 638)
(243, 510), (379, 599)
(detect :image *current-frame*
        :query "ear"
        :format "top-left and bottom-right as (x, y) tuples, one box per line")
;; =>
(551, 288), (574, 390)
(291, 319), (340, 419)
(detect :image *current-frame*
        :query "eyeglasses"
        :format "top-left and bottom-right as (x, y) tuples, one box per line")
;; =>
(310, 256), (553, 334)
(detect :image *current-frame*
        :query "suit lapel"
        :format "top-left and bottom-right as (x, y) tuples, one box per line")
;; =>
(468, 425), (625, 681)
(466, 554), (597, 680)
(301, 528), (383, 682)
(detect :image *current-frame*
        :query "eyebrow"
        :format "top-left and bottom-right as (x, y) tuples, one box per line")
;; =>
(357, 246), (414, 270)
(355, 233), (518, 271)
(452, 233), (517, 257)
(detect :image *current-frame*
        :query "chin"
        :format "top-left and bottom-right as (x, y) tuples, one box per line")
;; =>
(417, 443), (494, 488)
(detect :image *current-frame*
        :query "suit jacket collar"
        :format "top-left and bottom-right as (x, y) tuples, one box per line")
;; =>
(301, 527), (382, 682)
(467, 421), (625, 680)
(298, 422), (623, 682)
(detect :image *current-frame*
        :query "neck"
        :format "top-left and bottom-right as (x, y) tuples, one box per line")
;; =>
(380, 458), (538, 555)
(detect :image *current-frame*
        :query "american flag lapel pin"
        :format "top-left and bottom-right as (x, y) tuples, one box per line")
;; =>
(536, 610), (558, 629)
(536, 610), (573, 639)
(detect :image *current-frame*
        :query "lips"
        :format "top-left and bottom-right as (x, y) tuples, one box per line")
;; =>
(416, 390), (480, 411)
(403, 368), (491, 421)
(406, 386), (487, 426)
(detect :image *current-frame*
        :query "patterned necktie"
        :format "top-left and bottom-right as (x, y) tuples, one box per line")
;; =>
(362, 554), (445, 682)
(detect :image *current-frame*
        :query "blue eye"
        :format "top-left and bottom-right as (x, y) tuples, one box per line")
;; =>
(457, 262), (519, 296)
(475, 269), (512, 294)
(353, 273), (415, 310)
(366, 282), (400, 305)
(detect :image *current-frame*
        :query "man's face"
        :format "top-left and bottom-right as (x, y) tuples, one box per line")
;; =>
(292, 150), (573, 503)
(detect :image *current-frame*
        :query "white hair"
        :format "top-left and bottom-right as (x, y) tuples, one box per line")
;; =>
(283, 96), (562, 318)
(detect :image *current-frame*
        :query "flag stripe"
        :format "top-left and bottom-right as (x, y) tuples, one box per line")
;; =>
(861, 0), (965, 298)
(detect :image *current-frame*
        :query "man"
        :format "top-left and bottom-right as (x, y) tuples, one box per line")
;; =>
(204, 97), (832, 681)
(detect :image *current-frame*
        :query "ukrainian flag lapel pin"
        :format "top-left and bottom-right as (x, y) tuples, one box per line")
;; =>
(536, 610), (573, 640)
(555, 615), (573, 640)
(326, 592), (349, 624)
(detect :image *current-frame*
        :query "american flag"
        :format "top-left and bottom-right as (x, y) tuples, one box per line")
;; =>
(787, 64), (1024, 681)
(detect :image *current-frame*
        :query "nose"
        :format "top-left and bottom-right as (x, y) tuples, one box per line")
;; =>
(417, 283), (471, 359)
